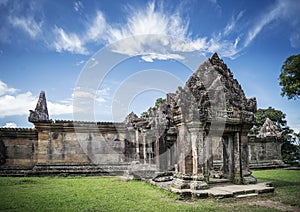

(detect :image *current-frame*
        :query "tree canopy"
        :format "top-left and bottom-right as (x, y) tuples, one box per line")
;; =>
(279, 54), (300, 100)
(140, 98), (166, 118)
(154, 98), (166, 109)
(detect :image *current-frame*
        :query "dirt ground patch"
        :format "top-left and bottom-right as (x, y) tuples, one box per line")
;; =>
(248, 200), (300, 212)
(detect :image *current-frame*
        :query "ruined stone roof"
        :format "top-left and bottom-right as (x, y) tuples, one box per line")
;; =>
(173, 53), (256, 124)
(124, 112), (139, 124)
(257, 118), (282, 138)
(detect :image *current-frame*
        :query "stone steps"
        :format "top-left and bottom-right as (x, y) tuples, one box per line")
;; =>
(0, 163), (131, 177)
(236, 193), (258, 198)
(171, 182), (274, 199)
(0, 166), (33, 177)
(30, 163), (130, 176)
(249, 160), (289, 170)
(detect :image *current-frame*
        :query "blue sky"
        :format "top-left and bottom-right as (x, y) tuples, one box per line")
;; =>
(0, 0), (299, 132)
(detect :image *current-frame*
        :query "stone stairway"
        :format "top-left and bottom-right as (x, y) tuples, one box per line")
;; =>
(0, 165), (33, 177)
(249, 160), (289, 170)
(0, 163), (131, 177)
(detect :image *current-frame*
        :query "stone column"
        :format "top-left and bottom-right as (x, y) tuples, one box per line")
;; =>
(197, 130), (204, 178)
(135, 129), (140, 160)
(143, 133), (147, 164)
(233, 132), (242, 184)
(207, 136), (213, 173)
(155, 136), (160, 170)
(126, 126), (135, 162)
(187, 123), (199, 176)
(175, 122), (187, 175)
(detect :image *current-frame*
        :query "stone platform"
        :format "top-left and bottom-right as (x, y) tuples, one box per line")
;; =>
(150, 180), (274, 199)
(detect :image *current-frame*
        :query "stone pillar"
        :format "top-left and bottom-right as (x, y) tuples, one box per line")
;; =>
(187, 122), (200, 176)
(203, 135), (209, 182)
(155, 136), (160, 170)
(175, 123), (184, 174)
(127, 126), (136, 162)
(207, 136), (213, 172)
(197, 131), (204, 178)
(135, 130), (140, 160)
(143, 133), (147, 164)
(242, 128), (257, 184)
(233, 132), (242, 184)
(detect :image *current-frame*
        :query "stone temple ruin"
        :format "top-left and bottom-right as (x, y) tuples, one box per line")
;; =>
(0, 53), (285, 197)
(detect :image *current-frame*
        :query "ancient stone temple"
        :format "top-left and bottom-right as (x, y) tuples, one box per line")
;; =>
(0, 53), (282, 190)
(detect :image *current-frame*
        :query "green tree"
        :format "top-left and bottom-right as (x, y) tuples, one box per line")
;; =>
(154, 98), (166, 109)
(279, 54), (300, 100)
(140, 98), (166, 118)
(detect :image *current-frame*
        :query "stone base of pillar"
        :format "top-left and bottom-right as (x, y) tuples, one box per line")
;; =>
(233, 173), (242, 184)
(172, 178), (191, 189)
(243, 174), (257, 184)
(190, 180), (208, 190)
(172, 176), (208, 190)
(192, 174), (205, 181)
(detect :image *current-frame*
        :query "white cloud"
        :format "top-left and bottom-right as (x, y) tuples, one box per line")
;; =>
(2, 122), (17, 128)
(243, 1), (300, 48)
(53, 26), (88, 55)
(290, 33), (300, 48)
(86, 11), (106, 42)
(0, 80), (17, 95)
(223, 11), (244, 36)
(0, 91), (36, 118)
(75, 60), (85, 66)
(74, 1), (83, 12)
(0, 80), (73, 118)
(48, 1), (244, 59)
(47, 101), (73, 116)
(9, 15), (42, 39)
(141, 53), (184, 62)
(73, 87), (110, 104)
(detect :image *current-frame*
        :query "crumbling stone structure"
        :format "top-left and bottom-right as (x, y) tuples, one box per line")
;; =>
(248, 118), (286, 169)
(0, 53), (284, 186)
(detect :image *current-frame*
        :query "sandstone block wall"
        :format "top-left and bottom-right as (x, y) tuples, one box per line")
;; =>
(0, 128), (37, 167)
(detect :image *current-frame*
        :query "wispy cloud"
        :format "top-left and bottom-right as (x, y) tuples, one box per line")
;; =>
(243, 0), (300, 48)
(223, 11), (244, 36)
(243, 3), (281, 48)
(4, 0), (299, 59)
(79, 1), (243, 60)
(6, 1), (43, 39)
(53, 26), (88, 55)
(86, 11), (106, 42)
(8, 15), (42, 39)
(74, 1), (83, 13)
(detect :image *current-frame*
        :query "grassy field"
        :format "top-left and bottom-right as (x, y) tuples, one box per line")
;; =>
(252, 169), (300, 207)
(0, 169), (299, 211)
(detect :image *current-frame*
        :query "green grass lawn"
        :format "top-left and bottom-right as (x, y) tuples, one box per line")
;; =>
(0, 169), (299, 211)
(252, 169), (300, 207)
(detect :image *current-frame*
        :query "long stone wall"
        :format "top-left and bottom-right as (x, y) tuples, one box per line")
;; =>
(33, 121), (133, 165)
(0, 128), (37, 167)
